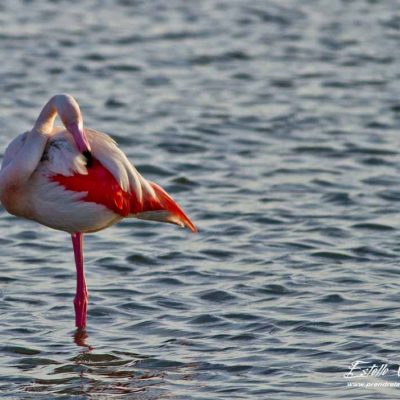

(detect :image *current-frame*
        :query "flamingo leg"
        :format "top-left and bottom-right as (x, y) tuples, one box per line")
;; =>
(71, 232), (88, 329)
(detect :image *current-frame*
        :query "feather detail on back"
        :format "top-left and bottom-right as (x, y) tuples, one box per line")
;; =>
(42, 127), (146, 216)
(42, 132), (87, 176)
(40, 127), (144, 203)
(84, 128), (144, 203)
(51, 158), (131, 217)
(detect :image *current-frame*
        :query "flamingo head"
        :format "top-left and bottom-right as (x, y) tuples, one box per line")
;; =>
(52, 94), (92, 157)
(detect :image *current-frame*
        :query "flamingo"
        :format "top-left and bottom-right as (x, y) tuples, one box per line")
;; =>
(0, 94), (196, 329)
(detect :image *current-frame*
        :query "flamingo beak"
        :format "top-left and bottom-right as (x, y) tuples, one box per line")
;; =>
(66, 122), (92, 154)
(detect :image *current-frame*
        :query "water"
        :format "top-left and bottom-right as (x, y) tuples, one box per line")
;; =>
(1, 0), (400, 398)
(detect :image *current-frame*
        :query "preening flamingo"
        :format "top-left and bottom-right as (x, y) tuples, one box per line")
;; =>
(0, 94), (196, 329)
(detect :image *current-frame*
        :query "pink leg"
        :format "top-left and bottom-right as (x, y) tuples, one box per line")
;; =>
(71, 232), (88, 329)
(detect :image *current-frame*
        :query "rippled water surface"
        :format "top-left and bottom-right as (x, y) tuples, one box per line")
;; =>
(2, 0), (400, 398)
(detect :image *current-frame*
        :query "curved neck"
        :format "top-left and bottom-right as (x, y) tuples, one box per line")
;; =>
(33, 94), (83, 135)
(30, 94), (90, 155)
(33, 99), (58, 135)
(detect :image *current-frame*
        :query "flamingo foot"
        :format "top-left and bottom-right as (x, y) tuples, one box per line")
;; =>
(74, 289), (88, 328)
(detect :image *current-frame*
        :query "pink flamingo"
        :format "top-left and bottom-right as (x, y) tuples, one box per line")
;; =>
(0, 94), (196, 329)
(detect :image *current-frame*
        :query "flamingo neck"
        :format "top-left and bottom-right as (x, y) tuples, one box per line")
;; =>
(32, 94), (83, 136)
(33, 99), (58, 135)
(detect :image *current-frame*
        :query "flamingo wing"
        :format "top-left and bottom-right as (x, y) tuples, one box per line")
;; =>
(52, 157), (131, 217)
(47, 128), (197, 232)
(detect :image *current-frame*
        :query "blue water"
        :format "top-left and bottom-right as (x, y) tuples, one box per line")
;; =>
(1, 0), (400, 398)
